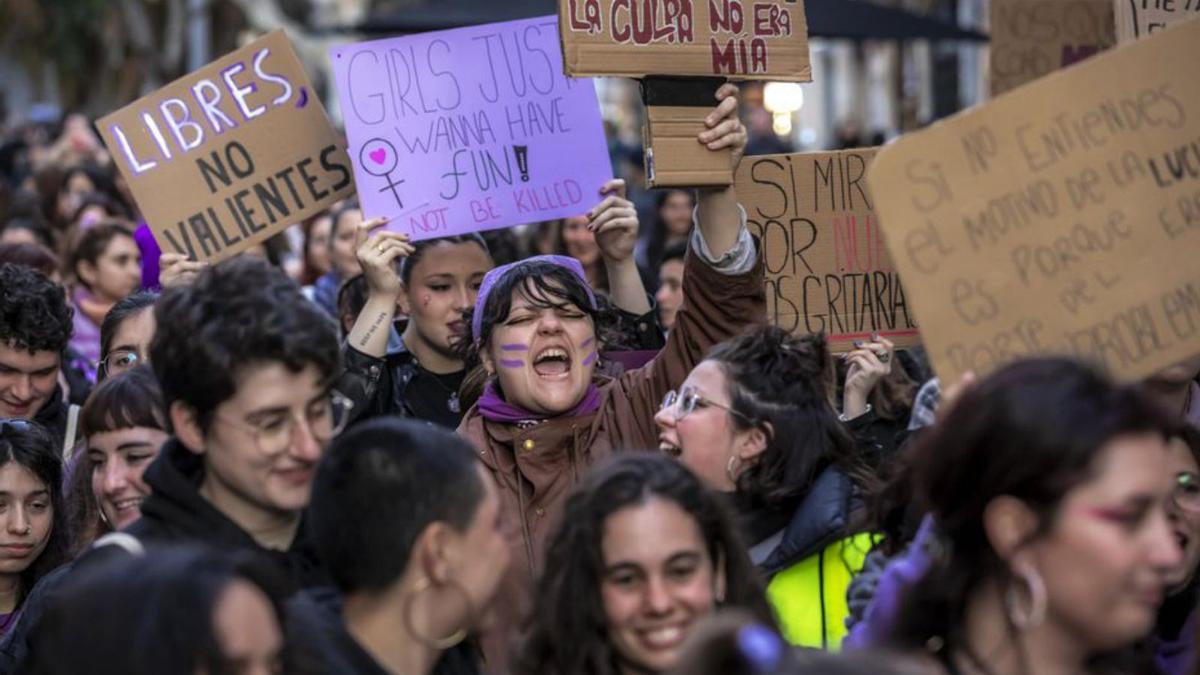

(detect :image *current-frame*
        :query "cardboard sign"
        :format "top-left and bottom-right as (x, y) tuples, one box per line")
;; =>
(98, 31), (353, 262)
(644, 105), (731, 187)
(868, 18), (1200, 384)
(736, 149), (921, 352)
(559, 0), (811, 81)
(989, 0), (1114, 96)
(1115, 0), (1200, 42)
(330, 16), (613, 240)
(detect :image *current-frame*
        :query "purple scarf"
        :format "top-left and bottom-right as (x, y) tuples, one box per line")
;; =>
(477, 381), (602, 424)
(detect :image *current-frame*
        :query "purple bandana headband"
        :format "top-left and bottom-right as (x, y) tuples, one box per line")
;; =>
(471, 254), (597, 341)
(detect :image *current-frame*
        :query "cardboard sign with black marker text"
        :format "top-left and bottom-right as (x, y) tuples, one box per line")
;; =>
(989, 0), (1114, 97)
(736, 148), (921, 352)
(868, 17), (1200, 384)
(98, 31), (354, 262)
(1115, 0), (1200, 42)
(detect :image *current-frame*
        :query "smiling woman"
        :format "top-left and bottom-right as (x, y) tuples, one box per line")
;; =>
(882, 359), (1184, 675)
(65, 366), (168, 555)
(516, 454), (773, 675)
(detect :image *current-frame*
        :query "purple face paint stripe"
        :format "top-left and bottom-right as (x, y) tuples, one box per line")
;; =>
(581, 337), (595, 348)
(499, 359), (525, 369)
(501, 344), (528, 352)
(582, 351), (598, 367)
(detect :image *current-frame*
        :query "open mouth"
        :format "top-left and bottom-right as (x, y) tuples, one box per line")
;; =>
(533, 348), (571, 378)
(658, 439), (681, 457)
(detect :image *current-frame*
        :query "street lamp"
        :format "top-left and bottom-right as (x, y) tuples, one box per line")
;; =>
(763, 82), (804, 137)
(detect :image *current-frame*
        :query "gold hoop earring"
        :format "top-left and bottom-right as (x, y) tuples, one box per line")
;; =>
(402, 577), (474, 650)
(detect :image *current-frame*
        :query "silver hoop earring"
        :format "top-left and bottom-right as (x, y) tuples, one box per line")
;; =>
(1004, 563), (1047, 630)
(97, 499), (111, 527)
(725, 456), (740, 484)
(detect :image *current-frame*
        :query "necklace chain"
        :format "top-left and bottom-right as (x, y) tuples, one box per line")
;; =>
(409, 350), (462, 414)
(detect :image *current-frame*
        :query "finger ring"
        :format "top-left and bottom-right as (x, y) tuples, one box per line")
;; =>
(877, 352), (891, 363)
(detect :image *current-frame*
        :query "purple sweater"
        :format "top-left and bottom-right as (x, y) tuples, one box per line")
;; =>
(843, 515), (936, 650)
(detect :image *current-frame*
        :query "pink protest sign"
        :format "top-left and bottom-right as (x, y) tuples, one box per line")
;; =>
(330, 16), (613, 239)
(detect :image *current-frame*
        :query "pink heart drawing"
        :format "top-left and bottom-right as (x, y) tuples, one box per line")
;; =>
(369, 148), (387, 165)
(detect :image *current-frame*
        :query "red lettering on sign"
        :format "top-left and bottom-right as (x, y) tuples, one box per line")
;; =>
(753, 4), (791, 36)
(568, 0), (603, 34)
(709, 0), (744, 33)
(611, 0), (695, 45)
(710, 36), (768, 74)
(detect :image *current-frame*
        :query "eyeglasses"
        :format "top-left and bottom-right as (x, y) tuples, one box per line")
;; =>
(660, 387), (751, 422)
(1173, 472), (1200, 513)
(99, 349), (142, 378)
(215, 390), (354, 455)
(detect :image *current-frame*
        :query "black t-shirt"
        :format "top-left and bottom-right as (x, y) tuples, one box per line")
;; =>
(405, 366), (467, 429)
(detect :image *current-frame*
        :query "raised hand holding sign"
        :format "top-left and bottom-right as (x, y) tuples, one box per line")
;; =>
(98, 31), (354, 262)
(330, 16), (613, 241)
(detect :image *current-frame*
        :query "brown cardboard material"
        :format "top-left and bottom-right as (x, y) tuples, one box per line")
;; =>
(644, 106), (733, 186)
(1115, 0), (1200, 42)
(868, 17), (1200, 384)
(98, 30), (353, 262)
(559, 0), (811, 81)
(736, 148), (921, 352)
(989, 0), (1114, 97)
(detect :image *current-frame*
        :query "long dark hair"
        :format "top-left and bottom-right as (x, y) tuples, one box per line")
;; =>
(706, 326), (871, 510)
(886, 358), (1178, 658)
(642, 189), (695, 274)
(24, 546), (290, 675)
(299, 211), (332, 286)
(0, 420), (69, 605)
(515, 454), (774, 675)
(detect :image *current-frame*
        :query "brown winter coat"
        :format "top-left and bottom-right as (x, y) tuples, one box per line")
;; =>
(458, 245), (765, 671)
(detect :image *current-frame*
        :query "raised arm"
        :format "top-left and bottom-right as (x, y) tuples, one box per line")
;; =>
(344, 217), (412, 357)
(335, 217), (412, 423)
(591, 179), (652, 316)
(695, 83), (748, 258)
(606, 84), (766, 450)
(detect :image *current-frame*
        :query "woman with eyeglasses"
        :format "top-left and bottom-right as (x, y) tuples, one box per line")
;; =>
(97, 291), (157, 382)
(653, 325), (875, 649)
(0, 419), (69, 637)
(1154, 426), (1200, 675)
